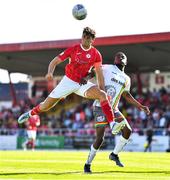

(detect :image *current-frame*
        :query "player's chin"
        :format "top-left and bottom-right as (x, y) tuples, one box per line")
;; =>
(85, 41), (92, 45)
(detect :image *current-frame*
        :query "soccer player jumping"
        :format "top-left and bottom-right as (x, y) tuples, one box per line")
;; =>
(18, 27), (125, 134)
(83, 52), (150, 173)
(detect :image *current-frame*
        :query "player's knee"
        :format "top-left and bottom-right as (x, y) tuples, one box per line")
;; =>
(40, 105), (48, 112)
(122, 125), (132, 139)
(40, 102), (51, 111)
(98, 90), (107, 101)
(96, 135), (104, 144)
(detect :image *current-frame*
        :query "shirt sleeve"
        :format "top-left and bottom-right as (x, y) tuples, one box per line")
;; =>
(94, 50), (102, 67)
(58, 46), (73, 61)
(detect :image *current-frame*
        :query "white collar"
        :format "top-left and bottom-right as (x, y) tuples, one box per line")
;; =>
(80, 44), (92, 51)
(114, 64), (124, 73)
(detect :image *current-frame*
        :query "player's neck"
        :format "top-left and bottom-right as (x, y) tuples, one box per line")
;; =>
(80, 43), (91, 51)
(115, 64), (124, 72)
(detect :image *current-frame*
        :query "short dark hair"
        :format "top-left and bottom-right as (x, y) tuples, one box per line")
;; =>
(83, 27), (96, 39)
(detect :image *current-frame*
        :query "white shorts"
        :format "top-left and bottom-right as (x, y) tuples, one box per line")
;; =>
(75, 81), (96, 97)
(49, 75), (95, 98)
(27, 130), (37, 140)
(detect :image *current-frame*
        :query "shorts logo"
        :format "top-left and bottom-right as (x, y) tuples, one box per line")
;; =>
(97, 116), (105, 122)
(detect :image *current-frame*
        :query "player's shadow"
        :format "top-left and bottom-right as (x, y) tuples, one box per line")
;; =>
(1, 170), (170, 176)
(0, 171), (81, 176)
(93, 170), (170, 175)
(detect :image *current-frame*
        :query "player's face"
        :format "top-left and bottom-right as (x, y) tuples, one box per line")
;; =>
(81, 34), (95, 48)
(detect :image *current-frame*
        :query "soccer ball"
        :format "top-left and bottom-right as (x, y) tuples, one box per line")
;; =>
(72, 4), (87, 20)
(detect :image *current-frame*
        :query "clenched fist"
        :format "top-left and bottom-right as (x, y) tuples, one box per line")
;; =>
(45, 73), (53, 81)
(140, 105), (150, 115)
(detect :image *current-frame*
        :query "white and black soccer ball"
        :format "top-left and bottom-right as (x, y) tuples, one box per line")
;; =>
(72, 4), (87, 20)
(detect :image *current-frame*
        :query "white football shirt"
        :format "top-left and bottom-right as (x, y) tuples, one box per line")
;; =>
(93, 64), (131, 110)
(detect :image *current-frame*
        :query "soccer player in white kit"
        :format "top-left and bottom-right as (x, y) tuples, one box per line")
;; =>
(84, 52), (150, 173)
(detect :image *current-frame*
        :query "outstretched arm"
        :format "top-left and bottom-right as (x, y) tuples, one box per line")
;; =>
(45, 56), (63, 81)
(122, 91), (150, 115)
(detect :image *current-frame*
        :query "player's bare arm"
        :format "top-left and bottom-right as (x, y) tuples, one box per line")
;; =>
(94, 66), (105, 91)
(45, 57), (63, 81)
(122, 91), (150, 115)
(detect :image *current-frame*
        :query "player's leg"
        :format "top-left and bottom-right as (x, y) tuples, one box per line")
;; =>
(18, 76), (80, 124)
(23, 130), (31, 150)
(93, 127), (105, 149)
(84, 85), (114, 123)
(22, 137), (28, 150)
(110, 125), (131, 167)
(84, 127), (105, 173)
(22, 129), (32, 150)
(75, 82), (125, 134)
(148, 141), (152, 152)
(25, 138), (31, 149)
(144, 140), (149, 152)
(18, 97), (61, 124)
(109, 111), (132, 167)
(25, 130), (36, 150)
(28, 138), (34, 150)
(32, 97), (60, 114)
(84, 107), (106, 173)
(30, 130), (37, 150)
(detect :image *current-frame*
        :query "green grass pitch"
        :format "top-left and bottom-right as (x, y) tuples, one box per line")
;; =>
(0, 151), (170, 180)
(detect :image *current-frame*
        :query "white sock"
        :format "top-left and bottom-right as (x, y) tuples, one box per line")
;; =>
(113, 136), (129, 155)
(22, 140), (28, 149)
(86, 144), (98, 165)
(28, 111), (32, 117)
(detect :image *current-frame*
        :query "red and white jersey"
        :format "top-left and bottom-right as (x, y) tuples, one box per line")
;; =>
(58, 44), (102, 83)
(93, 64), (131, 110)
(26, 115), (40, 131)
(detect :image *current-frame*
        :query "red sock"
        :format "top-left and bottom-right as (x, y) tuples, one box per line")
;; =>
(100, 100), (114, 123)
(30, 104), (41, 116)
(31, 140), (35, 149)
